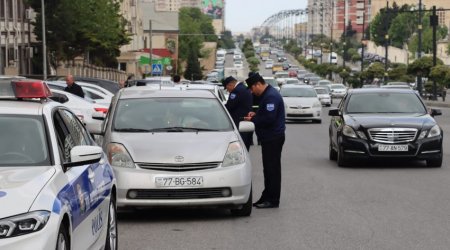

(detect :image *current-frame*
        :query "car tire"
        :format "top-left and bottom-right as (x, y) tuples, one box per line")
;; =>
(329, 140), (337, 161)
(56, 224), (70, 250)
(337, 144), (348, 167)
(231, 188), (252, 217)
(426, 154), (443, 168)
(105, 196), (118, 250)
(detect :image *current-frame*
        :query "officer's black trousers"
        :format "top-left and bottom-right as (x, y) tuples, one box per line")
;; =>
(260, 134), (285, 204)
(240, 132), (253, 151)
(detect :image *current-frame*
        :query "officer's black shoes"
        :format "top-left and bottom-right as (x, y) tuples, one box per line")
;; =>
(254, 201), (279, 209)
(252, 198), (265, 207)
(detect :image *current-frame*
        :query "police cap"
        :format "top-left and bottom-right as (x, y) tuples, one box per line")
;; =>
(245, 72), (264, 89)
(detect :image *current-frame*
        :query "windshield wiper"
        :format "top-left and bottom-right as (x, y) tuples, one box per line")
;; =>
(149, 127), (219, 132)
(115, 128), (153, 132)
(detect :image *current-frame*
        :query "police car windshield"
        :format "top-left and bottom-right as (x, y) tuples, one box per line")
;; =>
(0, 115), (50, 166)
(113, 98), (234, 132)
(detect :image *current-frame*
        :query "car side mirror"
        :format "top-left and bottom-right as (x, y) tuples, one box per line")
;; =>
(239, 121), (255, 133)
(49, 94), (69, 104)
(64, 145), (102, 169)
(431, 109), (442, 117)
(328, 109), (340, 116)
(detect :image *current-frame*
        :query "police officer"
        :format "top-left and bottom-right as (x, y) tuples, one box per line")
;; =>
(244, 73), (285, 209)
(64, 74), (84, 98)
(223, 76), (253, 151)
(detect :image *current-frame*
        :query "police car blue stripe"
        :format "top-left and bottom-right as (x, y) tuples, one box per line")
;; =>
(52, 161), (114, 230)
(0, 191), (6, 198)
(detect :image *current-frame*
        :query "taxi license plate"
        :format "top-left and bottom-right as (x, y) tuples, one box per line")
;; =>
(155, 177), (203, 187)
(378, 145), (408, 152)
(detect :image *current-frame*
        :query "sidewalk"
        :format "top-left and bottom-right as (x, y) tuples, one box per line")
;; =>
(424, 100), (450, 108)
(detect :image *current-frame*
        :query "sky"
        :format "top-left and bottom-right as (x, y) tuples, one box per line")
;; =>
(224, 0), (308, 33)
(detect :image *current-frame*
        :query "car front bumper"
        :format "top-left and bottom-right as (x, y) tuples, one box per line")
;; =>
(285, 107), (321, 120)
(339, 136), (443, 161)
(113, 162), (252, 208)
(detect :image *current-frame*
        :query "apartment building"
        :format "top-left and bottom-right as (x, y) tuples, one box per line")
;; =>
(0, 0), (34, 75)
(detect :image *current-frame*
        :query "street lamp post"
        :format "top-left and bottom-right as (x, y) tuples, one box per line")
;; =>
(41, 0), (47, 79)
(417, 0), (423, 95)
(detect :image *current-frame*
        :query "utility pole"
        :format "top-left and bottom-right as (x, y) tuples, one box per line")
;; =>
(41, 0), (47, 79)
(361, 10), (366, 85)
(149, 20), (153, 77)
(343, 0), (347, 85)
(320, 3), (324, 64)
(330, 0), (334, 66)
(431, 6), (438, 100)
(417, 0), (423, 95)
(384, 1), (389, 83)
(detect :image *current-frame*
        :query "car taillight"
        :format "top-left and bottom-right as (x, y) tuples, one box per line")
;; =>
(94, 107), (108, 114)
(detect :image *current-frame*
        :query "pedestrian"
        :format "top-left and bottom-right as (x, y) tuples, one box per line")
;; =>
(442, 87), (447, 102)
(223, 76), (253, 151)
(64, 74), (84, 98)
(173, 75), (181, 84)
(244, 73), (286, 209)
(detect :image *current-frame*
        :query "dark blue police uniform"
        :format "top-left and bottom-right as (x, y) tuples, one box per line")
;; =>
(250, 84), (286, 206)
(225, 82), (253, 150)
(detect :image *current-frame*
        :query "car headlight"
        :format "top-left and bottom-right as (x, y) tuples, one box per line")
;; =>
(313, 101), (322, 108)
(0, 211), (50, 238)
(427, 125), (441, 138)
(222, 141), (245, 167)
(342, 125), (358, 138)
(107, 143), (135, 168)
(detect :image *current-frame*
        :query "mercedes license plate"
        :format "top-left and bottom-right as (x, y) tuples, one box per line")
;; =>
(378, 145), (408, 152)
(155, 176), (203, 187)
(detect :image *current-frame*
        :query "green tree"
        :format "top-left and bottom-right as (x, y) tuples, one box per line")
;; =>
(369, 3), (405, 46)
(218, 30), (235, 49)
(429, 65), (450, 88)
(184, 49), (202, 80)
(388, 63), (414, 82)
(388, 12), (416, 48)
(408, 12), (448, 57)
(362, 62), (385, 83)
(27, 0), (129, 68)
(407, 56), (443, 78)
(179, 7), (217, 61)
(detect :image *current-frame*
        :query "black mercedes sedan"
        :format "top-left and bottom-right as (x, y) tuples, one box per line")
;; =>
(329, 88), (443, 167)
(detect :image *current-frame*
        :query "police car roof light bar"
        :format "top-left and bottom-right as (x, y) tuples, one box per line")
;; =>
(11, 80), (52, 99)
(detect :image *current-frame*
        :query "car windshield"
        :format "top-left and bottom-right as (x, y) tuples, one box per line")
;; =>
(286, 80), (299, 84)
(315, 88), (328, 94)
(275, 73), (289, 78)
(0, 115), (50, 166)
(346, 93), (427, 114)
(281, 88), (317, 97)
(114, 98), (233, 132)
(331, 85), (345, 89)
(318, 81), (331, 85)
(265, 79), (278, 87)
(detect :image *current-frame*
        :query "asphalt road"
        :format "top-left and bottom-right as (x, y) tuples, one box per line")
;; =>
(118, 54), (450, 250)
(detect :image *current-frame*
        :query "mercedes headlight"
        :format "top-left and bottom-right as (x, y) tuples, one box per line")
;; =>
(427, 125), (441, 138)
(0, 211), (50, 238)
(343, 125), (357, 138)
(107, 143), (135, 168)
(222, 141), (245, 167)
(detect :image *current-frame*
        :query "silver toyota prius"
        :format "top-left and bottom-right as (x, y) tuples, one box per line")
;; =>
(88, 87), (254, 216)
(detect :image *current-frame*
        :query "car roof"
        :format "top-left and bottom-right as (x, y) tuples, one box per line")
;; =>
(0, 100), (46, 115)
(119, 88), (217, 99)
(348, 88), (416, 94)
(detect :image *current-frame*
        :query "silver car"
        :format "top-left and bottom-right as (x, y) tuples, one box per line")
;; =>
(88, 88), (254, 216)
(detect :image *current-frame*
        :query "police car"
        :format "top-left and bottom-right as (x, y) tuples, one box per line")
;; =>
(0, 79), (117, 250)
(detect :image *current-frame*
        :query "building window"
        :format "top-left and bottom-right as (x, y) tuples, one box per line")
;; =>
(437, 9), (445, 27)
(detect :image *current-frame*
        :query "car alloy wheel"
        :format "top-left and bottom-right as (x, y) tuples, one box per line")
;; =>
(337, 144), (347, 167)
(231, 187), (252, 216)
(105, 197), (118, 250)
(329, 140), (337, 161)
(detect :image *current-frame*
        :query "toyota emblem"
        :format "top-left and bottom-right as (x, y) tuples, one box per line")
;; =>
(174, 156), (184, 163)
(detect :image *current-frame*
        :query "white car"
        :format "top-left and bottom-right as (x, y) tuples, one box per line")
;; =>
(284, 79), (302, 85)
(280, 84), (322, 123)
(329, 84), (348, 98)
(49, 89), (109, 125)
(265, 59), (274, 69)
(234, 60), (244, 68)
(0, 79), (117, 250)
(88, 89), (254, 216)
(46, 81), (113, 106)
(233, 53), (242, 60)
(314, 87), (332, 106)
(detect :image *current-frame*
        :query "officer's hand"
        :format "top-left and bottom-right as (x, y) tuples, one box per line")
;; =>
(243, 116), (252, 121)
(247, 112), (256, 117)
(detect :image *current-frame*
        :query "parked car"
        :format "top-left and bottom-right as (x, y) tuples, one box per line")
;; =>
(265, 59), (274, 69)
(280, 84), (322, 123)
(0, 79), (117, 250)
(88, 88), (254, 216)
(328, 88), (443, 167)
